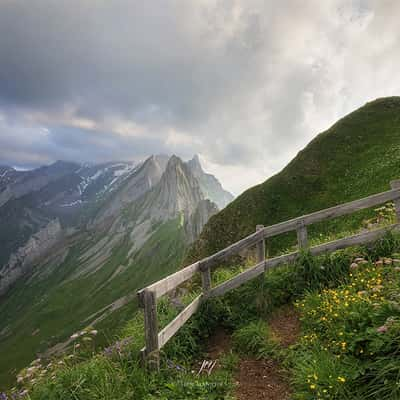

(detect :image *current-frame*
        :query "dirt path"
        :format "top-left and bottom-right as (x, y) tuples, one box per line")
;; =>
(204, 305), (300, 400)
(235, 305), (300, 400)
(268, 304), (300, 348)
(235, 358), (291, 400)
(205, 327), (231, 359)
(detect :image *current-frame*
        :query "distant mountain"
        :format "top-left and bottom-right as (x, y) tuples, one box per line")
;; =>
(188, 97), (400, 262)
(187, 155), (234, 209)
(140, 155), (204, 220)
(0, 154), (233, 387)
(92, 155), (169, 226)
(0, 160), (138, 283)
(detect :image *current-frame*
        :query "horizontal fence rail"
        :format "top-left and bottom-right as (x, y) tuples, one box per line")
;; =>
(207, 223), (400, 299)
(137, 180), (400, 369)
(158, 295), (202, 349)
(140, 261), (200, 300)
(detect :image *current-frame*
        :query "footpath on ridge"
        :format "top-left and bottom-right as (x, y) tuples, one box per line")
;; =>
(203, 305), (300, 400)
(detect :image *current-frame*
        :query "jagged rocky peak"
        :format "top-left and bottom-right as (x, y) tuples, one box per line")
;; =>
(187, 154), (202, 174)
(186, 155), (234, 209)
(163, 155), (198, 186)
(91, 154), (170, 226)
(161, 155), (203, 204)
(151, 154), (170, 171)
(141, 154), (168, 181)
(143, 155), (204, 220)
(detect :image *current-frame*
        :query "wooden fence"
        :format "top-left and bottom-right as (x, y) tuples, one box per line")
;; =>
(137, 180), (400, 369)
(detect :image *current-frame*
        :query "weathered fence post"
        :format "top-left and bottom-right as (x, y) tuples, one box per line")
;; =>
(296, 220), (308, 249)
(200, 260), (212, 296)
(256, 225), (265, 264)
(139, 289), (160, 371)
(390, 180), (400, 221)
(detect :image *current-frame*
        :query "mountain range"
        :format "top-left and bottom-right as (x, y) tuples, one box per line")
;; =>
(0, 154), (233, 386)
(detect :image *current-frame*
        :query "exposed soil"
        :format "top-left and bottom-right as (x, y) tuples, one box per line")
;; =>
(235, 304), (300, 399)
(235, 359), (291, 400)
(268, 304), (301, 348)
(194, 327), (231, 374)
(203, 305), (300, 400)
(205, 327), (231, 359)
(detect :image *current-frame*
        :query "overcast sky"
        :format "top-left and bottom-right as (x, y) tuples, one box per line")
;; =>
(0, 0), (399, 195)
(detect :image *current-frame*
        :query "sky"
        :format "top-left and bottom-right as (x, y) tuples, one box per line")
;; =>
(0, 0), (400, 195)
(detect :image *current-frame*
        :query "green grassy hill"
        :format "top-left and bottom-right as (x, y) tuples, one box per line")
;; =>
(188, 97), (400, 260)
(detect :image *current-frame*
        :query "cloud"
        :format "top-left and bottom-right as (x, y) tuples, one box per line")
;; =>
(0, 0), (400, 194)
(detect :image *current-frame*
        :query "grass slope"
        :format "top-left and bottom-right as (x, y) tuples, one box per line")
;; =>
(188, 97), (400, 260)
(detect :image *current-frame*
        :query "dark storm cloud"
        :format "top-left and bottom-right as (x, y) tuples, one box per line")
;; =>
(0, 0), (400, 194)
(0, 0), (265, 126)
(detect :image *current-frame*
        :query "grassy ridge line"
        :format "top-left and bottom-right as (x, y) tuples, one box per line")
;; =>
(188, 97), (400, 261)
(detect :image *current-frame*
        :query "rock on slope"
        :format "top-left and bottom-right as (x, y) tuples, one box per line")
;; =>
(0, 219), (63, 296)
